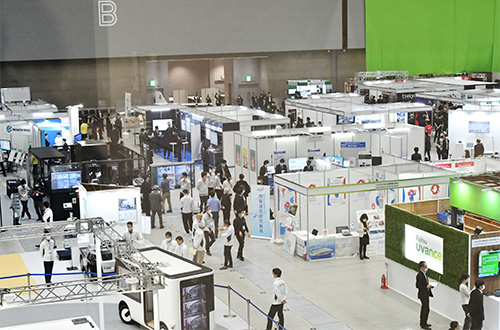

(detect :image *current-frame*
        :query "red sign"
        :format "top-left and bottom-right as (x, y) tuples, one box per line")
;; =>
(308, 184), (316, 188)
(357, 179), (366, 184)
(455, 161), (474, 168)
(433, 163), (452, 169)
(430, 185), (440, 195)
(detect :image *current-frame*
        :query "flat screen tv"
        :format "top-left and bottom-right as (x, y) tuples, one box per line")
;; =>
(152, 119), (173, 131)
(288, 157), (308, 171)
(337, 116), (355, 124)
(469, 121), (490, 133)
(322, 156), (343, 166)
(478, 249), (500, 278)
(0, 139), (11, 151)
(51, 171), (82, 190)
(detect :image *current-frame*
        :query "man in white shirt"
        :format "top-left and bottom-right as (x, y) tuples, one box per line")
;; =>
(219, 219), (234, 270)
(40, 234), (55, 283)
(42, 202), (53, 223)
(179, 172), (191, 200)
(266, 268), (288, 330)
(222, 175), (234, 196)
(175, 236), (190, 259)
(180, 189), (194, 234)
(160, 231), (176, 253)
(54, 132), (64, 146)
(123, 221), (142, 242)
(202, 207), (216, 256)
(196, 171), (209, 212)
(193, 223), (206, 264)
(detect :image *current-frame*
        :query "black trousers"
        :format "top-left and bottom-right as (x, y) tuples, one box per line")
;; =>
(204, 230), (215, 253)
(212, 211), (220, 238)
(151, 210), (162, 228)
(44, 261), (54, 283)
(359, 243), (367, 259)
(21, 200), (31, 219)
(266, 303), (284, 330)
(199, 195), (208, 212)
(419, 296), (430, 326)
(462, 304), (471, 330)
(224, 245), (233, 267)
(236, 234), (245, 259)
(223, 208), (231, 222)
(471, 317), (483, 330)
(33, 199), (44, 220)
(425, 149), (431, 161)
(182, 212), (193, 233)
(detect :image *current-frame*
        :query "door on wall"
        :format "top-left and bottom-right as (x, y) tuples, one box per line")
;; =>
(191, 124), (201, 161)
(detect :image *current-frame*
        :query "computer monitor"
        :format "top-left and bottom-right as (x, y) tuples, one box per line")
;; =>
(336, 226), (349, 234)
(267, 166), (276, 174)
(210, 131), (218, 146)
(0, 139), (11, 151)
(152, 119), (173, 131)
(323, 156), (343, 166)
(337, 116), (355, 124)
(288, 157), (308, 171)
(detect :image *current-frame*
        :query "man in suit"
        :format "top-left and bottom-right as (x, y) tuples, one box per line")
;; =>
(416, 261), (433, 329)
(469, 279), (485, 330)
(275, 158), (288, 174)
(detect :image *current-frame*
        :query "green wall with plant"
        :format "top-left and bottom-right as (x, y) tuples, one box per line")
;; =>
(385, 205), (469, 290)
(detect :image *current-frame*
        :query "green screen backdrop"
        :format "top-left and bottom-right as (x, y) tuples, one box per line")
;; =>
(366, 0), (500, 75)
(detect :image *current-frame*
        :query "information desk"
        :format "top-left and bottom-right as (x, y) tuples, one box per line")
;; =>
(284, 230), (359, 260)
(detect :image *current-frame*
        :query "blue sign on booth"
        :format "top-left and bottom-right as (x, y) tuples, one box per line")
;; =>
(340, 142), (366, 148)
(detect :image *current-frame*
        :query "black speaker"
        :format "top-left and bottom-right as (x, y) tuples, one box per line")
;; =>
(311, 229), (318, 236)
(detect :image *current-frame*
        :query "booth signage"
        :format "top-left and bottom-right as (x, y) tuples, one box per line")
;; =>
(341, 142), (366, 148)
(471, 237), (500, 248)
(5, 124), (31, 136)
(404, 224), (444, 274)
(375, 181), (400, 190)
(455, 161), (474, 168)
(433, 163), (452, 169)
(397, 92), (416, 102)
(250, 185), (271, 239)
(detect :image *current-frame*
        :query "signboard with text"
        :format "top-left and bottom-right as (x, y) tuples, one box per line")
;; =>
(405, 224), (444, 274)
(250, 185), (271, 239)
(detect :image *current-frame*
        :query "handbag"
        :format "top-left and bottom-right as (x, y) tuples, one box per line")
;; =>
(189, 247), (197, 255)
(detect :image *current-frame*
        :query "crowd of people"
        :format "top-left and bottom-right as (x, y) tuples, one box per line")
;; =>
(138, 122), (183, 162)
(80, 112), (123, 144)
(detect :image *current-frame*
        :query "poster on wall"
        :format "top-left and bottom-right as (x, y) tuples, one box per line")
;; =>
(308, 237), (336, 260)
(273, 151), (286, 165)
(242, 147), (249, 168)
(118, 197), (137, 222)
(250, 185), (271, 239)
(236, 145), (241, 166)
(282, 231), (297, 256)
(422, 184), (449, 200)
(326, 176), (346, 206)
(400, 186), (422, 203)
(250, 149), (256, 171)
(355, 209), (385, 256)
(277, 187), (299, 235)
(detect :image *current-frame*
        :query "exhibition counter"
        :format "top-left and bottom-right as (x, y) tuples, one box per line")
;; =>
(285, 230), (359, 260)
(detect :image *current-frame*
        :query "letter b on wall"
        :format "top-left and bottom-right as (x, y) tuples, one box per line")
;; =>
(99, 1), (117, 27)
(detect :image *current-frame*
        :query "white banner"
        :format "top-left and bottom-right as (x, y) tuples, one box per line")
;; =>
(124, 91), (132, 116)
(250, 184), (271, 239)
(405, 224), (444, 274)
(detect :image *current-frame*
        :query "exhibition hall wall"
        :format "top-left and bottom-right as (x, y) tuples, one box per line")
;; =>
(366, 0), (500, 75)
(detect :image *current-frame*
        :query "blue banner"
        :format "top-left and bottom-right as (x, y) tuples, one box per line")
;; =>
(251, 185), (271, 239)
(340, 142), (366, 148)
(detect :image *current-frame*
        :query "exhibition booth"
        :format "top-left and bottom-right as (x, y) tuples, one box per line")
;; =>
(233, 124), (425, 186)
(431, 157), (500, 174)
(286, 79), (333, 98)
(272, 157), (453, 261)
(386, 172), (500, 329)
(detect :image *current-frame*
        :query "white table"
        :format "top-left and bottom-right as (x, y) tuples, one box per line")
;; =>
(289, 230), (359, 260)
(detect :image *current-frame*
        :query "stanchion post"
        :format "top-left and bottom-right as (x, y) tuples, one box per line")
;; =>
(27, 273), (31, 303)
(223, 286), (236, 318)
(246, 298), (251, 330)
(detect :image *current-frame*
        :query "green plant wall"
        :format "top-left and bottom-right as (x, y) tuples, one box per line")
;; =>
(366, 0), (500, 75)
(385, 205), (469, 290)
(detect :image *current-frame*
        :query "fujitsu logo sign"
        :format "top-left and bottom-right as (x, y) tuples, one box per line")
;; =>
(98, 1), (118, 27)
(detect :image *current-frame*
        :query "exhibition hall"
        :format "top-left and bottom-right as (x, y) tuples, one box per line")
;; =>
(3, 1), (500, 330)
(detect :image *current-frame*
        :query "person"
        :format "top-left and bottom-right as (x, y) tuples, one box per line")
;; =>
(80, 120), (88, 140)
(215, 159), (231, 183)
(18, 179), (32, 220)
(459, 274), (471, 330)
(115, 115), (123, 139)
(236, 94), (243, 106)
(44, 133), (50, 147)
(303, 160), (314, 172)
(105, 115), (113, 141)
(305, 117), (313, 127)
(474, 139), (484, 158)
(110, 124), (120, 144)
(180, 189), (195, 234)
(233, 210), (250, 261)
(233, 187), (246, 215)
(222, 174), (234, 195)
(54, 132), (64, 146)
(197, 171), (209, 212)
(433, 115), (443, 143)
(295, 117), (304, 128)
(207, 168), (221, 196)
(411, 147), (422, 162)
(442, 133), (450, 160)
(219, 219), (234, 270)
(449, 321), (460, 330)
(416, 261), (433, 329)
(40, 233), (55, 284)
(206, 94), (212, 105)
(260, 160), (270, 185)
(275, 158), (288, 174)
(149, 185), (163, 229)
(233, 173), (251, 213)
(140, 176), (152, 216)
(179, 172), (191, 200)
(251, 93), (258, 108)
(436, 135), (444, 160)
(201, 147), (210, 172)
(42, 201), (53, 223)
(207, 191), (221, 238)
(162, 122), (173, 159)
(202, 206), (216, 256)
(160, 173), (172, 213)
(469, 279), (485, 330)
(358, 213), (370, 260)
(32, 179), (46, 221)
(160, 231), (176, 253)
(193, 221), (206, 264)
(123, 221), (142, 242)
(424, 119), (433, 136)
(175, 236), (190, 259)
(221, 188), (232, 222)
(266, 268), (288, 330)
(424, 132), (431, 161)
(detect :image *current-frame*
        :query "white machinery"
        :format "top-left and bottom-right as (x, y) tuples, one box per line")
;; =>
(117, 247), (214, 330)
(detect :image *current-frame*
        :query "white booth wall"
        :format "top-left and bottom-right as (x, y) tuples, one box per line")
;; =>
(0, 121), (43, 154)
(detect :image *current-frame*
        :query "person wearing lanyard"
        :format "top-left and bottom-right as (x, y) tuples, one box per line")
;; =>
(207, 191), (221, 238)
(219, 219), (234, 270)
(40, 233), (56, 284)
(42, 202), (53, 223)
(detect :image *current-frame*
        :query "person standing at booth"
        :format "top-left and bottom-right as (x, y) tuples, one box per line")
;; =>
(260, 160), (270, 185)
(358, 213), (370, 260)
(303, 160), (314, 172)
(160, 173), (172, 214)
(474, 139), (484, 158)
(18, 179), (32, 220)
(141, 176), (151, 216)
(149, 185), (163, 229)
(459, 274), (471, 330)
(411, 147), (422, 162)
(42, 202), (53, 223)
(275, 158), (288, 174)
(32, 179), (46, 221)
(233, 210), (250, 261)
(180, 189), (195, 234)
(80, 120), (88, 140)
(197, 171), (209, 212)
(416, 261), (433, 330)
(468, 279), (485, 330)
(236, 95), (243, 106)
(40, 233), (55, 284)
(201, 147), (210, 172)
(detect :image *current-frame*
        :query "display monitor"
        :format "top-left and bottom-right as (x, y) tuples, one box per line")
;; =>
(469, 121), (490, 133)
(288, 157), (308, 171)
(322, 156), (343, 166)
(180, 276), (214, 330)
(479, 249), (500, 278)
(0, 139), (11, 151)
(51, 171), (81, 190)
(205, 127), (211, 140)
(267, 166), (276, 174)
(210, 131), (218, 146)
(337, 116), (355, 124)
(152, 119), (173, 131)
